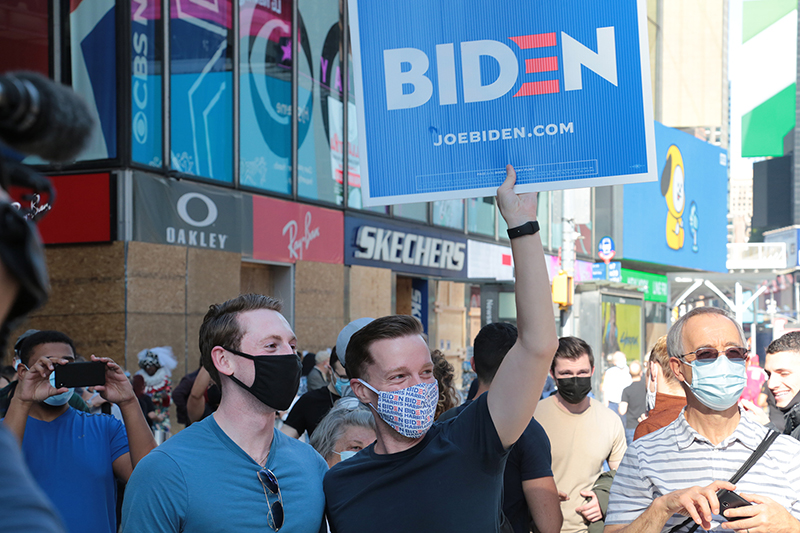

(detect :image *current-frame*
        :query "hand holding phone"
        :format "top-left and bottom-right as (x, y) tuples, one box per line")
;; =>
(716, 489), (752, 521)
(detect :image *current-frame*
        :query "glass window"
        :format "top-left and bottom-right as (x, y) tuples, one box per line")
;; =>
(70, 2), (118, 161)
(551, 190), (563, 249)
(498, 292), (517, 321)
(394, 202), (428, 223)
(0, 2), (49, 75)
(468, 197), (495, 236)
(433, 200), (464, 230)
(498, 204), (509, 241)
(343, 23), (383, 212)
(297, 0), (344, 205)
(537, 191), (551, 249)
(131, 0), (163, 168)
(239, 0), (293, 194)
(594, 187), (614, 256)
(170, 2), (233, 183)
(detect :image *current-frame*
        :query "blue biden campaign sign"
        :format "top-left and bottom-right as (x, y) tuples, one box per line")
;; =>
(349, 0), (656, 206)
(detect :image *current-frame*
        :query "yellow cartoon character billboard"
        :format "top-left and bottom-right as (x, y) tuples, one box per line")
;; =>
(661, 145), (685, 250)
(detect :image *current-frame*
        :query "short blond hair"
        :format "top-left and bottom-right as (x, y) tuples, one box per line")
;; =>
(648, 335), (676, 383)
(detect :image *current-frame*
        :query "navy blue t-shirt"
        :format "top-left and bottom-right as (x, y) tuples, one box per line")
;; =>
(324, 393), (511, 533)
(439, 399), (553, 533)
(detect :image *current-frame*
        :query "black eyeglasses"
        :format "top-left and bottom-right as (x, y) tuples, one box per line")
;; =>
(257, 468), (284, 531)
(679, 346), (748, 364)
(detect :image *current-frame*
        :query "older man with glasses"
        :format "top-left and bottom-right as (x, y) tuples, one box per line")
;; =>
(121, 294), (328, 533)
(604, 307), (800, 533)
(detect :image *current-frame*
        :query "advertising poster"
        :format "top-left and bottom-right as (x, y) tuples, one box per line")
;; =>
(602, 299), (641, 361)
(70, 0), (117, 161)
(170, 0), (233, 182)
(329, 97), (363, 206)
(131, 0), (163, 167)
(349, 0), (656, 205)
(411, 278), (429, 334)
(623, 122), (728, 272)
(240, 0), (317, 194)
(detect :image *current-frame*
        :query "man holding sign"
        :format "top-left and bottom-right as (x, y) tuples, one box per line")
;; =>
(324, 166), (558, 533)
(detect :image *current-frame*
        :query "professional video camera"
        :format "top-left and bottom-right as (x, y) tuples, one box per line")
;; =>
(0, 71), (94, 350)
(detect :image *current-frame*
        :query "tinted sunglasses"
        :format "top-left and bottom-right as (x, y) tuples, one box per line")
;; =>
(679, 346), (748, 364)
(257, 468), (284, 531)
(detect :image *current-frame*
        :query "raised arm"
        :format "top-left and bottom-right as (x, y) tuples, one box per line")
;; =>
(92, 355), (156, 479)
(487, 165), (559, 448)
(3, 356), (70, 443)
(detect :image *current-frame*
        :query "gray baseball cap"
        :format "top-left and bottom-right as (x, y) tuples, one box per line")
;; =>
(336, 318), (374, 367)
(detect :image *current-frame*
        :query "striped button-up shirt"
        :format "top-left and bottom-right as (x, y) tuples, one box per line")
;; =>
(606, 410), (800, 532)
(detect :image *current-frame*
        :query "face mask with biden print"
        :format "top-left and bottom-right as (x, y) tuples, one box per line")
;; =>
(357, 379), (439, 438)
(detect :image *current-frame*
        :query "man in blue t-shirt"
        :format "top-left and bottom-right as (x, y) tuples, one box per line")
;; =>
(324, 166), (559, 533)
(439, 321), (562, 533)
(121, 294), (328, 533)
(2, 330), (157, 533)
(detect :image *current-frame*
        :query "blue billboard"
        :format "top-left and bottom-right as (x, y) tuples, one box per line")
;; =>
(622, 122), (728, 272)
(348, 0), (655, 205)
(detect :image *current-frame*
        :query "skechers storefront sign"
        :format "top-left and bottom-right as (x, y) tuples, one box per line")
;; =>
(133, 173), (249, 252)
(345, 216), (467, 277)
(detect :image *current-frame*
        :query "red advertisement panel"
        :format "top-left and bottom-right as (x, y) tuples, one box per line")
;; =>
(10, 173), (112, 244)
(252, 196), (343, 264)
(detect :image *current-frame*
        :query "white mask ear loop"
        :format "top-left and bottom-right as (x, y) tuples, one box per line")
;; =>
(357, 379), (380, 412)
(357, 379), (379, 394)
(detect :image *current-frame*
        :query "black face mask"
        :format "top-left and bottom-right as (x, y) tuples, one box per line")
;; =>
(223, 347), (302, 411)
(556, 377), (592, 404)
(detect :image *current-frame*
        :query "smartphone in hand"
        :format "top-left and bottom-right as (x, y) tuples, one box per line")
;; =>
(716, 489), (752, 521)
(54, 361), (106, 388)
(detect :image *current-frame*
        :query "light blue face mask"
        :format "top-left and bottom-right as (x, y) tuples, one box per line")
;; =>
(686, 354), (746, 411)
(43, 371), (74, 406)
(334, 450), (358, 462)
(333, 375), (350, 397)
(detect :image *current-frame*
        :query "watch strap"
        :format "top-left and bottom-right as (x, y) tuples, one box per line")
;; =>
(507, 221), (540, 239)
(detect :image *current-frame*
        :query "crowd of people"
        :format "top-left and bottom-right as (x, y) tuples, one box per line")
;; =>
(2, 166), (800, 533)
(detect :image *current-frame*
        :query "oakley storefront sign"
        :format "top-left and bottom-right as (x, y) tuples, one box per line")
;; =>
(345, 216), (467, 277)
(132, 173), (250, 252)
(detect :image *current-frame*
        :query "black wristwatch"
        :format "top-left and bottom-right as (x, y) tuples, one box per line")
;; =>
(507, 221), (540, 240)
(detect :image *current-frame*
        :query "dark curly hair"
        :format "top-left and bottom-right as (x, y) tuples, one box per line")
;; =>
(432, 349), (459, 420)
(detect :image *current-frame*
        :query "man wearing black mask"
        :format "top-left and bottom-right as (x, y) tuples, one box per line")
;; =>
(121, 294), (328, 533)
(534, 336), (626, 533)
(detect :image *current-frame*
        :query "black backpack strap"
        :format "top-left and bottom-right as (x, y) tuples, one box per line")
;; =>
(728, 430), (779, 485)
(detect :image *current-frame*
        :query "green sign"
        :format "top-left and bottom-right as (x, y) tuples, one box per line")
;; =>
(621, 268), (668, 303)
